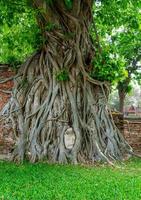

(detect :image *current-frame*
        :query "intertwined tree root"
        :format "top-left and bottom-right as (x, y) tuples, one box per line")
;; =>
(1, 51), (132, 164)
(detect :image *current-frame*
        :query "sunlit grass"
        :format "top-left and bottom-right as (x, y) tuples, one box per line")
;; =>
(0, 158), (141, 200)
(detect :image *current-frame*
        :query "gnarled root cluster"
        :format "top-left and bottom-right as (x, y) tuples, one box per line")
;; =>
(1, 52), (132, 164)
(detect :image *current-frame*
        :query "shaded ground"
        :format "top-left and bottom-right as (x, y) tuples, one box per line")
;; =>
(0, 158), (141, 200)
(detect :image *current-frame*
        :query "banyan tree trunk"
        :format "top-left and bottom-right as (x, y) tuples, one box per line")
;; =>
(2, 0), (132, 163)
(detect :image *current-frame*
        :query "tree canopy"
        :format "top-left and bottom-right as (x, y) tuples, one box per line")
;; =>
(1, 0), (140, 82)
(0, 0), (40, 67)
(94, 0), (141, 82)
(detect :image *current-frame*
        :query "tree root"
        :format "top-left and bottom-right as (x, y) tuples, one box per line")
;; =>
(1, 51), (132, 164)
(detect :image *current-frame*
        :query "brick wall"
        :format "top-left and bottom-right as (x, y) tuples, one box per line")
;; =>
(123, 121), (141, 153)
(0, 66), (14, 154)
(113, 113), (141, 153)
(0, 66), (14, 111)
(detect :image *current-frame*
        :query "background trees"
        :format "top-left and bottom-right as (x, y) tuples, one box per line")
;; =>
(94, 0), (141, 112)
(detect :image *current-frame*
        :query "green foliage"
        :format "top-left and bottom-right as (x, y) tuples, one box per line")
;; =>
(94, 0), (141, 32)
(91, 49), (127, 83)
(0, 1), (40, 68)
(93, 0), (141, 84)
(126, 84), (132, 93)
(0, 158), (141, 199)
(118, 80), (133, 94)
(56, 69), (69, 81)
(134, 72), (141, 85)
(64, 0), (73, 10)
(6, 56), (22, 69)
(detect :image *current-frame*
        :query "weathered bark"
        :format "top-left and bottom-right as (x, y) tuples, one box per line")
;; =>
(117, 78), (130, 113)
(117, 55), (141, 113)
(118, 90), (126, 113)
(1, 0), (132, 163)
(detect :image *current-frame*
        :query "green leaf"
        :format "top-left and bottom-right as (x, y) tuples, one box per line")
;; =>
(64, 0), (73, 10)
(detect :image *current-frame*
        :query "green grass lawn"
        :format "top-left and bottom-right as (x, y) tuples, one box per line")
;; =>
(0, 158), (141, 200)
